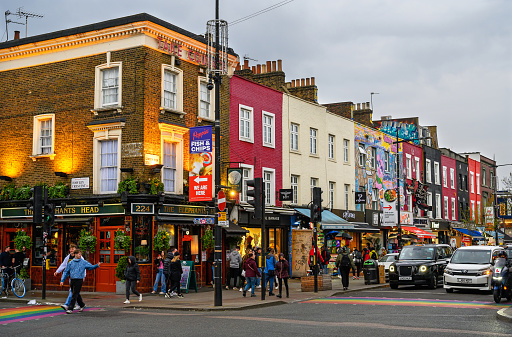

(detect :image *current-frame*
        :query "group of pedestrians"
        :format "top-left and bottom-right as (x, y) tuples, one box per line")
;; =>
(154, 247), (184, 299)
(1, 245), (27, 295)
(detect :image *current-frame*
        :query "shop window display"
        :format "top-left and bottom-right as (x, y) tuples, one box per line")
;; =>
(133, 216), (151, 263)
(32, 225), (59, 266)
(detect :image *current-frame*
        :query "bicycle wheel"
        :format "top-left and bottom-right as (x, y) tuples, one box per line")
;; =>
(0, 275), (4, 296)
(11, 278), (26, 298)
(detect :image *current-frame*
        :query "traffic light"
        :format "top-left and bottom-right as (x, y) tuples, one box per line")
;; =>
(43, 187), (55, 226)
(311, 187), (323, 223)
(227, 189), (238, 201)
(29, 186), (44, 223)
(246, 178), (263, 219)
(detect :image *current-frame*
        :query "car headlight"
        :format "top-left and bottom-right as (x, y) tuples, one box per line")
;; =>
(389, 265), (395, 273)
(477, 269), (492, 276)
(444, 268), (453, 275)
(419, 265), (428, 272)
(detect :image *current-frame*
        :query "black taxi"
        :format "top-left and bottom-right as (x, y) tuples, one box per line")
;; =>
(389, 244), (453, 289)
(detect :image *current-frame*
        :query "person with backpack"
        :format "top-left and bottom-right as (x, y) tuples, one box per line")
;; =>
(351, 248), (362, 280)
(264, 248), (277, 296)
(369, 246), (378, 260)
(335, 246), (355, 291)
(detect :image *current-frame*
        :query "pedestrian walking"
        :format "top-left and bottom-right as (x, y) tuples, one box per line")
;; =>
(207, 251), (215, 285)
(163, 251), (174, 295)
(55, 244), (86, 311)
(152, 250), (166, 294)
(308, 245), (324, 276)
(275, 253), (289, 298)
(320, 245), (331, 275)
(59, 249), (101, 314)
(242, 252), (260, 298)
(167, 252), (183, 298)
(239, 251), (251, 292)
(351, 248), (362, 280)
(335, 246), (356, 291)
(265, 248), (277, 296)
(226, 246), (242, 290)
(254, 247), (262, 288)
(124, 256), (141, 304)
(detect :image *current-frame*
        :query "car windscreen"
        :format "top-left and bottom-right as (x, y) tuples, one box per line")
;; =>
(379, 255), (396, 262)
(450, 249), (491, 264)
(399, 247), (434, 260)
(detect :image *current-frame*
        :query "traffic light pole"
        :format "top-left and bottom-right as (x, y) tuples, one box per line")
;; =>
(311, 187), (323, 293)
(313, 221), (318, 293)
(261, 183), (266, 301)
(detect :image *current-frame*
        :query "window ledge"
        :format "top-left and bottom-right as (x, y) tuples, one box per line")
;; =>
(160, 107), (186, 117)
(309, 154), (320, 158)
(290, 149), (301, 155)
(30, 153), (56, 161)
(239, 137), (254, 144)
(91, 106), (124, 115)
(263, 143), (275, 149)
(198, 115), (215, 123)
(328, 158), (336, 163)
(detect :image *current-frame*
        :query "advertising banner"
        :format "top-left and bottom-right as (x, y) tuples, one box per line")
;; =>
(189, 126), (213, 202)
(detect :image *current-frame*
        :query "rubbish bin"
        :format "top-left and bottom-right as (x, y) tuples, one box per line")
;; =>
(363, 259), (379, 285)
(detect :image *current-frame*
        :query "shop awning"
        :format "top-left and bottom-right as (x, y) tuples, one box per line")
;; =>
(224, 222), (249, 237)
(452, 228), (484, 239)
(294, 208), (354, 230)
(401, 226), (437, 239)
(348, 222), (380, 233)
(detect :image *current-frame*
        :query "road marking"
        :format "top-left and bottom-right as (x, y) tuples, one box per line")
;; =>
(302, 296), (512, 309)
(0, 305), (101, 325)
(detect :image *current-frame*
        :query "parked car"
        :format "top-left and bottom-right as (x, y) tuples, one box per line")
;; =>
(378, 253), (399, 280)
(389, 244), (452, 289)
(443, 245), (503, 293)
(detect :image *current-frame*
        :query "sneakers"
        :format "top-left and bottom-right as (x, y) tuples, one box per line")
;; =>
(74, 305), (80, 310)
(256, 285), (261, 289)
(65, 310), (73, 314)
(353, 276), (356, 280)
(275, 285), (279, 290)
(123, 299), (130, 304)
(79, 306), (85, 312)
(357, 277), (360, 280)
(177, 294), (184, 298)
(164, 292), (170, 298)
(239, 287), (243, 292)
(233, 287), (238, 290)
(242, 290), (246, 297)
(151, 291), (156, 294)
(225, 286), (229, 290)
(60, 304), (69, 311)
(171, 291), (177, 296)
(159, 292), (165, 295)
(139, 294), (143, 302)
(269, 292), (275, 296)
(276, 294), (282, 298)
(250, 294), (256, 297)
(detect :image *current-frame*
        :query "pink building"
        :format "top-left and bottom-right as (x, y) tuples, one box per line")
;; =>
(229, 74), (283, 207)
(402, 142), (423, 214)
(466, 154), (482, 224)
(441, 155), (457, 221)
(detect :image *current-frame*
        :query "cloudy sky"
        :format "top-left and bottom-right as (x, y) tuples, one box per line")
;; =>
(3, 0), (511, 182)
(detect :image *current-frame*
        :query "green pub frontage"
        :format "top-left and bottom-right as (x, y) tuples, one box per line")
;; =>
(0, 202), (217, 293)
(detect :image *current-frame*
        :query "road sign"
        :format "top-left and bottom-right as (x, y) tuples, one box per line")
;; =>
(218, 190), (226, 211)
(382, 200), (397, 226)
(355, 192), (366, 204)
(279, 189), (293, 201)
(218, 212), (228, 227)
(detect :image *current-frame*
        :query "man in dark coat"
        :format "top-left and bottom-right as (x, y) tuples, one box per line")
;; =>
(163, 251), (174, 297)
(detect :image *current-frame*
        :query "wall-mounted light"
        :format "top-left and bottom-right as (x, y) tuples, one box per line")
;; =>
(120, 168), (134, 173)
(0, 175), (13, 182)
(150, 164), (164, 174)
(54, 172), (68, 178)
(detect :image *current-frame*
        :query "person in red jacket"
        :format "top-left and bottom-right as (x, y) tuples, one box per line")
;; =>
(275, 253), (290, 298)
(242, 252), (261, 297)
(309, 245), (324, 275)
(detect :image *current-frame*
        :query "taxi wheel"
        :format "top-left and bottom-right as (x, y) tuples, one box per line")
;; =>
(390, 283), (398, 289)
(445, 288), (453, 293)
(428, 274), (438, 289)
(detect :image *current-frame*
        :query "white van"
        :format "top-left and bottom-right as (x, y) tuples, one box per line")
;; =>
(443, 245), (503, 293)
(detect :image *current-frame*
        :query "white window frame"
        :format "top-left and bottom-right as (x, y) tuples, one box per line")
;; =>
(427, 192), (433, 218)
(444, 196), (449, 220)
(443, 166), (448, 187)
(415, 157), (420, 181)
(470, 172), (474, 193)
(328, 134), (335, 160)
(159, 123), (186, 195)
(239, 105), (254, 143)
(161, 64), (184, 114)
(425, 159), (431, 183)
(198, 77), (215, 121)
(291, 175), (299, 204)
(358, 144), (366, 167)
(435, 193), (441, 219)
(476, 173), (480, 195)
(290, 123), (299, 151)
(384, 151), (390, 172)
(87, 121), (124, 194)
(343, 139), (350, 163)
(477, 201), (481, 222)
(94, 61), (122, 109)
(471, 200), (475, 220)
(407, 191), (413, 211)
(329, 181), (335, 208)
(451, 197), (456, 220)
(31, 114), (56, 160)
(371, 147), (377, 169)
(310, 178), (318, 200)
(406, 154), (412, 179)
(309, 128), (317, 155)
(240, 164), (254, 203)
(262, 111), (275, 148)
(372, 188), (379, 210)
(262, 167), (276, 206)
(434, 161), (440, 185)
(450, 168), (455, 189)
(344, 184), (350, 210)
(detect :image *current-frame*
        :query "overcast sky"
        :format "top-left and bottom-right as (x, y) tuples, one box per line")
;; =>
(3, 0), (511, 183)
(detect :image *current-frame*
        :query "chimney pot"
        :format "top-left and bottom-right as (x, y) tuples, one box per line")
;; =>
(256, 64), (261, 74)
(306, 78), (310, 86)
(277, 59), (282, 71)
(262, 64), (266, 73)
(266, 61), (271, 72)
(301, 78), (305, 86)
(244, 59), (249, 69)
(291, 80), (296, 87)
(236, 64), (241, 71)
(272, 61), (276, 72)
(357, 103), (361, 110)
(252, 66), (256, 74)
(311, 77), (315, 86)
(366, 102), (370, 109)
(14, 31), (20, 40)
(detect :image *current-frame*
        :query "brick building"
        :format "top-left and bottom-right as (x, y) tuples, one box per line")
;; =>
(0, 13), (238, 292)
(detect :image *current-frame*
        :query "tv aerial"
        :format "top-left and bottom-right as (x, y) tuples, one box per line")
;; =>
(4, 7), (43, 40)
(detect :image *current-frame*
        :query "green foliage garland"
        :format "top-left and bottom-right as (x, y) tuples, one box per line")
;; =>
(148, 177), (164, 195)
(201, 227), (214, 251)
(117, 177), (139, 194)
(153, 230), (171, 251)
(114, 230), (132, 250)
(78, 229), (97, 253)
(115, 256), (128, 281)
(14, 230), (33, 250)
(48, 182), (69, 198)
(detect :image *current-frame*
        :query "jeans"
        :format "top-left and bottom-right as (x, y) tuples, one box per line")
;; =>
(153, 269), (166, 292)
(69, 279), (85, 309)
(244, 277), (257, 295)
(265, 272), (274, 293)
(126, 279), (140, 300)
(322, 265), (328, 275)
(278, 277), (289, 297)
(65, 288), (72, 306)
(255, 268), (262, 286)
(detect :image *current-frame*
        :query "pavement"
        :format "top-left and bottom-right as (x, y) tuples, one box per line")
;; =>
(0, 275), (386, 311)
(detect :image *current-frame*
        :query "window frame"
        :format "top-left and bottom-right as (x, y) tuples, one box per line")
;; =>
(425, 159), (431, 183)
(94, 61), (122, 109)
(329, 181), (335, 208)
(435, 193), (441, 219)
(371, 147), (377, 169)
(240, 164), (254, 203)
(239, 104), (254, 143)
(372, 188), (379, 210)
(343, 139), (350, 163)
(384, 151), (390, 172)
(476, 173), (480, 195)
(470, 172), (475, 193)
(290, 123), (299, 152)
(427, 192), (433, 218)
(262, 167), (276, 206)
(198, 77), (215, 121)
(344, 184), (350, 210)
(309, 128), (318, 155)
(415, 157), (420, 181)
(159, 123), (186, 195)
(31, 114), (56, 160)
(434, 161), (440, 185)
(291, 175), (299, 205)
(451, 197), (456, 220)
(310, 178), (318, 201)
(262, 111), (275, 148)
(406, 154), (412, 179)
(444, 196), (449, 220)
(161, 64), (184, 114)
(450, 168), (455, 189)
(443, 166), (447, 187)
(328, 134), (335, 160)
(358, 144), (366, 167)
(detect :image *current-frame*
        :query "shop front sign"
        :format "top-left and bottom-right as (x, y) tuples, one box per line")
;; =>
(189, 126), (213, 202)
(1, 204), (125, 218)
(159, 204), (215, 217)
(131, 203), (154, 215)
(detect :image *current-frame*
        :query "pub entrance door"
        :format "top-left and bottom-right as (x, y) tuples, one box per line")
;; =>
(96, 226), (125, 292)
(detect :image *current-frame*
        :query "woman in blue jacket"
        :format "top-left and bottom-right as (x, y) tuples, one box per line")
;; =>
(264, 248), (277, 296)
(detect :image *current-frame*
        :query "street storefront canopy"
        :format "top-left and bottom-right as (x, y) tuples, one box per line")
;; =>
(452, 227), (484, 239)
(224, 222), (249, 237)
(294, 208), (354, 230)
(401, 226), (437, 239)
(348, 222), (380, 233)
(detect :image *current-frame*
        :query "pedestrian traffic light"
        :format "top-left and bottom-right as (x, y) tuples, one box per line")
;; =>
(29, 185), (44, 223)
(246, 178), (263, 219)
(43, 187), (55, 226)
(311, 187), (323, 223)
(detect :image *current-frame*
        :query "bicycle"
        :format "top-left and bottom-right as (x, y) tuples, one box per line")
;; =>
(1, 265), (26, 298)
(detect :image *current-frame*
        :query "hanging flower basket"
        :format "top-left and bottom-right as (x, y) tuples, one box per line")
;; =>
(14, 230), (33, 250)
(153, 230), (171, 251)
(114, 230), (132, 251)
(78, 229), (97, 253)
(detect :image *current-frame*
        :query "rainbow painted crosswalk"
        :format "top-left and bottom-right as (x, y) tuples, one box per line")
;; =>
(0, 305), (99, 325)
(302, 296), (512, 309)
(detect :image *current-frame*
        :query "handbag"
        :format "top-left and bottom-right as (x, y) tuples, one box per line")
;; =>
(241, 269), (246, 277)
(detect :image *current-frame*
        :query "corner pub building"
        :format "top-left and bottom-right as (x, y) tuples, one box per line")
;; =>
(0, 13), (238, 292)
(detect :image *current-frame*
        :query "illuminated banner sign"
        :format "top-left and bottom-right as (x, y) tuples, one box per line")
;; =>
(189, 126), (213, 202)
(157, 37), (208, 66)
(1, 204), (125, 218)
